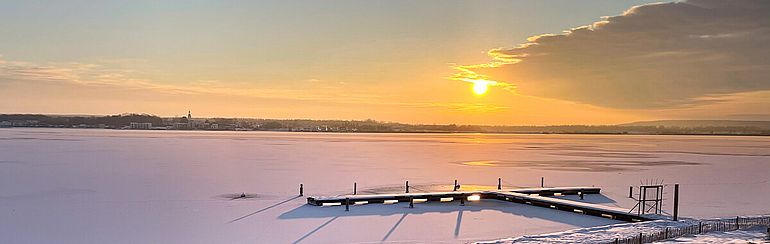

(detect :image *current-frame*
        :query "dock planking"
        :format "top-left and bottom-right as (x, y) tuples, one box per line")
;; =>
(306, 186), (653, 222)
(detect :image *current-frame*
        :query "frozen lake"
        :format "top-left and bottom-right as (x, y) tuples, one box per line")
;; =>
(1, 128), (769, 243)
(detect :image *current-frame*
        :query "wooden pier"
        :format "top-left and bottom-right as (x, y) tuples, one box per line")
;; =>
(306, 186), (653, 222)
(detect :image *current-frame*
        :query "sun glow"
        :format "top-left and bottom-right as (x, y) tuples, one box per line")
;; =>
(473, 82), (488, 95)
(468, 79), (496, 95)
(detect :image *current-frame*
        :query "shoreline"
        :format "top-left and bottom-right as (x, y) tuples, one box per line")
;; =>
(3, 126), (770, 137)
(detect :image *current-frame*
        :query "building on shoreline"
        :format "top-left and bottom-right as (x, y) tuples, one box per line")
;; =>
(129, 122), (152, 130)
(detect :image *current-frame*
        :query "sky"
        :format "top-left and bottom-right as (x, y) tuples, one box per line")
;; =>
(1, 0), (769, 125)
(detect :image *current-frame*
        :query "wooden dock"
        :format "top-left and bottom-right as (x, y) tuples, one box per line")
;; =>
(306, 186), (653, 222)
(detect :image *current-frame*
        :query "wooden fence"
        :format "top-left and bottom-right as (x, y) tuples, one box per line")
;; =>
(604, 216), (770, 244)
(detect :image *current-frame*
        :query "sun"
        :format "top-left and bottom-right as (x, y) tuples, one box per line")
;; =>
(472, 81), (489, 95)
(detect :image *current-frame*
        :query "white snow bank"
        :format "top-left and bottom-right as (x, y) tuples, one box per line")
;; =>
(481, 216), (770, 244)
(477, 220), (695, 243)
(655, 226), (770, 243)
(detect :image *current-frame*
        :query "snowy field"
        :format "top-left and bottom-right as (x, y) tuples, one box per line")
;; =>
(1, 128), (769, 243)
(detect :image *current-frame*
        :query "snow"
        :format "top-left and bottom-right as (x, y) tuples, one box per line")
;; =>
(1, 128), (769, 243)
(494, 192), (645, 217)
(655, 226), (770, 243)
(480, 218), (770, 243)
(478, 220), (695, 243)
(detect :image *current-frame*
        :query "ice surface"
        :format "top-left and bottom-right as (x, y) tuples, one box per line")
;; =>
(1, 129), (769, 243)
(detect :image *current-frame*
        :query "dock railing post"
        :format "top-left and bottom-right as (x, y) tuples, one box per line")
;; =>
(453, 179), (458, 191)
(498, 178), (502, 190)
(405, 180), (409, 193)
(579, 191), (584, 200)
(541, 177), (544, 188)
(409, 197), (414, 208)
(673, 184), (679, 221)
(629, 186), (633, 198)
(354, 182), (357, 195)
(345, 197), (350, 211)
(460, 196), (465, 206)
(300, 184), (304, 196)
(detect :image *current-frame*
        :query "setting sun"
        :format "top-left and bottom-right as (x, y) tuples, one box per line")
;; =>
(473, 81), (489, 95)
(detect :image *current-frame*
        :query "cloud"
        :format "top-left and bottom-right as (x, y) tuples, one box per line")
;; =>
(0, 56), (366, 102)
(0, 56), (509, 116)
(457, 0), (770, 109)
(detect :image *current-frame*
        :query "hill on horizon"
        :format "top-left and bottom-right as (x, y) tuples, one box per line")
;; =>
(619, 120), (770, 129)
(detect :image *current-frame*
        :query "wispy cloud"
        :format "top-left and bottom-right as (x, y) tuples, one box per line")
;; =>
(0, 56), (368, 101)
(448, 65), (516, 92)
(0, 56), (513, 115)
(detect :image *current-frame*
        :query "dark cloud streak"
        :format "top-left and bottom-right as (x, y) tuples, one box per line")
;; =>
(464, 0), (770, 109)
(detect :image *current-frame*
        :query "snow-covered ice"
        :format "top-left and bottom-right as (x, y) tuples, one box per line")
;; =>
(1, 128), (769, 243)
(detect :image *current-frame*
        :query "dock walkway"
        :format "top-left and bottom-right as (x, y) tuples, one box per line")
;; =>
(307, 186), (653, 222)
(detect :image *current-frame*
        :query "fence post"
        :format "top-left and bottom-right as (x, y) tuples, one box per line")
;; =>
(300, 183), (304, 196)
(405, 180), (409, 193)
(673, 184), (679, 221)
(454, 179), (458, 191)
(345, 197), (350, 211)
(639, 232), (643, 244)
(699, 222), (702, 233)
(409, 196), (414, 208)
(736, 216), (740, 230)
(498, 177), (502, 190)
(629, 186), (633, 198)
(354, 182), (357, 195)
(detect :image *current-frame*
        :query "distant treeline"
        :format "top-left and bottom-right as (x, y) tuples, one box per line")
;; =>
(2, 114), (769, 135)
(0, 114), (162, 128)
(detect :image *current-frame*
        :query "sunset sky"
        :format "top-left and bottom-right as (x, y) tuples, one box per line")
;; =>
(1, 0), (769, 125)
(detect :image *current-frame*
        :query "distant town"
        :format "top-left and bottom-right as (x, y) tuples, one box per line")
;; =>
(2, 112), (770, 136)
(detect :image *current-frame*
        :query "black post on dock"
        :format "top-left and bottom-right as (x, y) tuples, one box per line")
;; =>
(405, 180), (409, 193)
(497, 178), (502, 190)
(673, 184), (679, 221)
(345, 197), (350, 211)
(300, 184), (304, 196)
(541, 177), (544, 188)
(453, 179), (458, 191)
(354, 182), (357, 195)
(699, 222), (703, 233)
(629, 186), (633, 198)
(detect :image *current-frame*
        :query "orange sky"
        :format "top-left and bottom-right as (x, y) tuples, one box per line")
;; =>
(1, 0), (768, 125)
